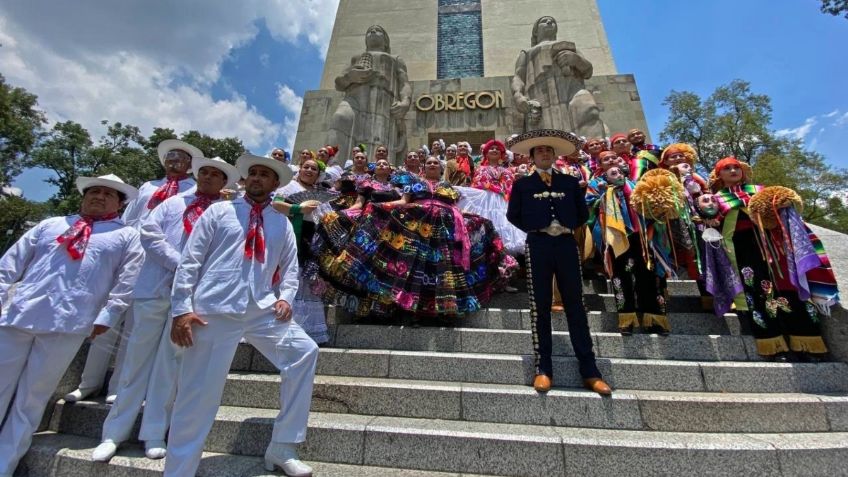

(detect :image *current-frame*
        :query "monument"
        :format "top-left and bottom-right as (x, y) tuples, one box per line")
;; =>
(294, 0), (650, 164)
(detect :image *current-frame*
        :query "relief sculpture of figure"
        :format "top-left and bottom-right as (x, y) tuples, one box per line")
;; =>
(511, 16), (607, 138)
(328, 25), (412, 165)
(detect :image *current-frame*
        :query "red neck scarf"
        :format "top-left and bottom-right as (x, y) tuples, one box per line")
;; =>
(456, 154), (473, 177)
(244, 196), (271, 263)
(183, 192), (219, 234)
(147, 174), (189, 210)
(56, 212), (120, 260)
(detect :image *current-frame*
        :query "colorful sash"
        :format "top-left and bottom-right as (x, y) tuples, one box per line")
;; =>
(715, 184), (763, 214)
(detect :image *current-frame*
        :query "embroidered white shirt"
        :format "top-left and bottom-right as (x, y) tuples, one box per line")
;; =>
(0, 215), (143, 334)
(171, 198), (299, 317)
(133, 192), (221, 299)
(121, 177), (197, 228)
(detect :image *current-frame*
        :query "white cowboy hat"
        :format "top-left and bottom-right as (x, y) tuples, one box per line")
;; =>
(75, 174), (139, 202)
(236, 153), (293, 187)
(506, 129), (581, 157)
(157, 139), (204, 169)
(192, 156), (240, 189)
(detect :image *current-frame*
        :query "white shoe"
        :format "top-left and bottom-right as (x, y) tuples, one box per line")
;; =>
(91, 440), (118, 462)
(64, 387), (98, 402)
(264, 442), (312, 477)
(105, 394), (117, 404)
(144, 440), (167, 459)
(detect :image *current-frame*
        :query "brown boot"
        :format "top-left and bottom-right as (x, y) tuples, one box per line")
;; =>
(533, 374), (552, 393)
(583, 378), (612, 396)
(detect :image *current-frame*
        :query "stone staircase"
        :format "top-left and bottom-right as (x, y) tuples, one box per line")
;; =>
(17, 281), (848, 476)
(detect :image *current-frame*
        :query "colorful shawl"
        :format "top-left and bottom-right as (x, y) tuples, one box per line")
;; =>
(628, 150), (658, 181)
(715, 184), (764, 214)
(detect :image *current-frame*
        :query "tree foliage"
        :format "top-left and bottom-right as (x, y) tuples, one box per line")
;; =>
(661, 80), (848, 234)
(820, 0), (848, 18)
(660, 80), (772, 171)
(0, 73), (46, 188)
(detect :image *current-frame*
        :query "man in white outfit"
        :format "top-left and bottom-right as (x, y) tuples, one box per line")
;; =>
(65, 139), (201, 404)
(0, 175), (142, 477)
(92, 157), (239, 462)
(163, 154), (317, 477)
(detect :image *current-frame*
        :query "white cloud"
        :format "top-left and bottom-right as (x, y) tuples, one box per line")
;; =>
(836, 112), (848, 127)
(259, 53), (271, 68)
(824, 109), (840, 118)
(276, 84), (304, 151)
(776, 116), (817, 141)
(0, 1), (339, 151)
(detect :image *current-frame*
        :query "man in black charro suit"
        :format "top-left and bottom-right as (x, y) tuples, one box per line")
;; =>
(506, 129), (611, 395)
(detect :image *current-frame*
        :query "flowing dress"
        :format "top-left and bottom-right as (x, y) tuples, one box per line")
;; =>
(457, 165), (526, 256)
(316, 174), (514, 318)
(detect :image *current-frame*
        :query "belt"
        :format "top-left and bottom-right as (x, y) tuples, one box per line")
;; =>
(529, 225), (573, 237)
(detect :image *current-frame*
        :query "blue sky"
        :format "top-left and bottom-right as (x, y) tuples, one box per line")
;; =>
(4, 0), (846, 201)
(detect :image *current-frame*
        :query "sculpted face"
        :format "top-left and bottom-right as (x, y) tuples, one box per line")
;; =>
(365, 26), (387, 51)
(697, 194), (719, 217)
(81, 186), (122, 216)
(535, 16), (558, 42)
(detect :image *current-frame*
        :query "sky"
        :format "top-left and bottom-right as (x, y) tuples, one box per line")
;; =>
(2, 0), (846, 201)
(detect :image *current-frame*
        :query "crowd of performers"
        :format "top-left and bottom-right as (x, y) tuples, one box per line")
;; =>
(0, 126), (842, 476)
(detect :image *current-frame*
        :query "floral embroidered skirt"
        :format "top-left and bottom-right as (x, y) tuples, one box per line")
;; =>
(313, 201), (516, 318)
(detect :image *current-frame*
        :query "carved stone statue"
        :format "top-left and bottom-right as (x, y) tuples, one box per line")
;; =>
(328, 25), (412, 165)
(511, 16), (606, 138)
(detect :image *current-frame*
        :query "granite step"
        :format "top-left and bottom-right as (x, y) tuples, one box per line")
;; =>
(21, 432), (485, 477)
(46, 402), (848, 477)
(286, 349), (848, 393)
(327, 325), (760, 361)
(460, 309), (749, 335)
(219, 374), (848, 433)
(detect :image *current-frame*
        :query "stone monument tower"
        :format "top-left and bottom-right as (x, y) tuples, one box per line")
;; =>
(295, 0), (650, 164)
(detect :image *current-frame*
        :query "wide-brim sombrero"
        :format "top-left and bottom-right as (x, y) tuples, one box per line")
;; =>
(506, 129), (581, 157)
(157, 139), (204, 169)
(192, 156), (241, 189)
(75, 174), (139, 202)
(236, 153), (293, 187)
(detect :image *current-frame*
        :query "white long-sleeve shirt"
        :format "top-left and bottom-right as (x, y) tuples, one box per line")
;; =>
(171, 197), (299, 317)
(122, 177), (196, 228)
(0, 215), (143, 334)
(133, 192), (222, 299)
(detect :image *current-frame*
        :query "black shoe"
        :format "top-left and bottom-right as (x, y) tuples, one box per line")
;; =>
(768, 352), (790, 363)
(796, 352), (827, 363)
(618, 325), (633, 336)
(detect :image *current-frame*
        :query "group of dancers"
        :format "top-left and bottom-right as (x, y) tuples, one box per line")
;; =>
(0, 125), (841, 477)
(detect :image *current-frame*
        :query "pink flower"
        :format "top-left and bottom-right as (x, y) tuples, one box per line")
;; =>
(396, 290), (415, 309)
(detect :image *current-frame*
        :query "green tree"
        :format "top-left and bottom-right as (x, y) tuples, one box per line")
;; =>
(27, 121), (94, 213)
(820, 0), (848, 19)
(0, 196), (52, 254)
(0, 74), (46, 189)
(660, 80), (773, 171)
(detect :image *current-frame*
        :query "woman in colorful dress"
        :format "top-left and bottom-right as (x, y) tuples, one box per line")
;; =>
(272, 158), (331, 344)
(709, 157), (838, 361)
(586, 153), (671, 336)
(457, 139), (525, 256)
(318, 156), (514, 320)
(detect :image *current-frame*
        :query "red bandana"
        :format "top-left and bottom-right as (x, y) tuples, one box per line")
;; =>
(457, 155), (473, 177)
(147, 175), (189, 210)
(244, 196), (271, 263)
(56, 213), (120, 260)
(182, 192), (219, 234)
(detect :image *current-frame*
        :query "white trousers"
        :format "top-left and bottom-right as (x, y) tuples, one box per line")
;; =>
(101, 297), (173, 443)
(163, 301), (318, 477)
(0, 327), (86, 475)
(77, 309), (133, 395)
(139, 312), (183, 442)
